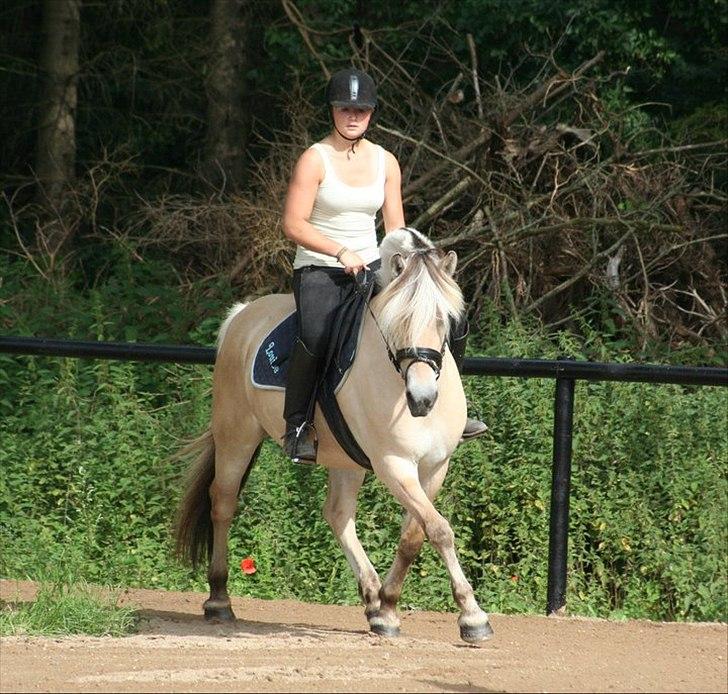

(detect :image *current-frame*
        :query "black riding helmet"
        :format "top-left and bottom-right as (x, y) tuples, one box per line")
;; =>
(326, 68), (377, 109)
(326, 68), (377, 146)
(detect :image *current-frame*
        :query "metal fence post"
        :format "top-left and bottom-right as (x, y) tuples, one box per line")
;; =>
(547, 366), (575, 615)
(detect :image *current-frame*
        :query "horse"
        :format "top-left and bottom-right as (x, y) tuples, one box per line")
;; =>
(174, 227), (494, 643)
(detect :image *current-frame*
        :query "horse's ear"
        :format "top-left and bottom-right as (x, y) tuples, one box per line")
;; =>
(441, 250), (458, 276)
(390, 252), (406, 277)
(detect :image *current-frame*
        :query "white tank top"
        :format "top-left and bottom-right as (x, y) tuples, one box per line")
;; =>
(293, 142), (385, 269)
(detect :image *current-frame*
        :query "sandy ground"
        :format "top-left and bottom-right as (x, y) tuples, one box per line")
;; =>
(0, 579), (726, 693)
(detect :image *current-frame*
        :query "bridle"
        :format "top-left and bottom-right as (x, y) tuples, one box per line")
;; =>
(354, 267), (447, 382)
(388, 345), (445, 381)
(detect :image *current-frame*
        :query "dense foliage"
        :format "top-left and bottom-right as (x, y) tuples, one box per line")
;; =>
(3, 0), (725, 179)
(1, 253), (725, 622)
(2, 0), (725, 342)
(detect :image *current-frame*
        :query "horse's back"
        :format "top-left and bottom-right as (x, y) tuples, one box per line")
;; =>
(212, 293), (292, 399)
(232, 293), (294, 331)
(211, 293), (297, 447)
(217, 293), (294, 359)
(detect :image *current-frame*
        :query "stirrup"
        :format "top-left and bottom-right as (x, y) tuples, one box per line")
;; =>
(283, 422), (318, 465)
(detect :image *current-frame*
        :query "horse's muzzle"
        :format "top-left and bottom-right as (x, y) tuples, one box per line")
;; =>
(406, 389), (438, 417)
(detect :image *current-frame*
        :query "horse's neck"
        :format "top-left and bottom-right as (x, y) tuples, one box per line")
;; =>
(341, 303), (466, 458)
(368, 290), (385, 314)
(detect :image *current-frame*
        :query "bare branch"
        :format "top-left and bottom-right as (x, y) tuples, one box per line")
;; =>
(466, 34), (484, 120)
(524, 230), (632, 314)
(280, 0), (331, 80)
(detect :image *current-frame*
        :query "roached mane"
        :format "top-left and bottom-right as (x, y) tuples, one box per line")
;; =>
(376, 228), (464, 347)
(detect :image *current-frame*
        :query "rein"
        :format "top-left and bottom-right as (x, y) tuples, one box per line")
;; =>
(353, 268), (446, 381)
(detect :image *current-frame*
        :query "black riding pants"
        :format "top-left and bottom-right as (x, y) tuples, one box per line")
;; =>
(292, 260), (381, 357)
(284, 262), (379, 428)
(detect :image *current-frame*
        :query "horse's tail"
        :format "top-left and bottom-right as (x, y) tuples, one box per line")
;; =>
(173, 428), (262, 568)
(173, 428), (216, 568)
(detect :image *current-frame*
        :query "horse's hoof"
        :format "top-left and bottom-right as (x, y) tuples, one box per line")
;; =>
(204, 604), (236, 623)
(459, 621), (494, 643)
(370, 622), (400, 638)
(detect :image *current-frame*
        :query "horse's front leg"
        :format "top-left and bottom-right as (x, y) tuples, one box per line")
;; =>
(323, 467), (382, 624)
(373, 456), (494, 644)
(369, 460), (449, 637)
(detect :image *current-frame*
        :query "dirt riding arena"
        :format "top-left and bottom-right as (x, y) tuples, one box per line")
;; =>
(1, 580), (725, 693)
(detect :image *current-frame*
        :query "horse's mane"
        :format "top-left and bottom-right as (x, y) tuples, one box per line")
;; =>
(376, 227), (464, 347)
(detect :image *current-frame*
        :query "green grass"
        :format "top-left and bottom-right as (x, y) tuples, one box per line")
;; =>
(0, 580), (137, 637)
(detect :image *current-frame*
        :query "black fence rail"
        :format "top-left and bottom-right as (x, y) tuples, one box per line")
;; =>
(2, 334), (727, 615)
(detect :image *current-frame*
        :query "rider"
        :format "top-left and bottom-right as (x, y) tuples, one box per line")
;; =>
(282, 67), (487, 464)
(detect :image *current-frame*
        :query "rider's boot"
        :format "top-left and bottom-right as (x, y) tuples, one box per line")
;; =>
(450, 320), (489, 442)
(283, 339), (319, 464)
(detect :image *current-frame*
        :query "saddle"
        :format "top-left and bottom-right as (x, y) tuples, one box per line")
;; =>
(251, 280), (375, 470)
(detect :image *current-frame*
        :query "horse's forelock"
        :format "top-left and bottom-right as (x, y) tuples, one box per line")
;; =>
(376, 239), (463, 348)
(377, 227), (435, 288)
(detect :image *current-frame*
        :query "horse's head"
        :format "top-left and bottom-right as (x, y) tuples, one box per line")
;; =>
(376, 228), (464, 417)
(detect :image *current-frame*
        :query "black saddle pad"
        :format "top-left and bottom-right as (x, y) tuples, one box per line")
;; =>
(250, 276), (376, 470)
(251, 311), (297, 390)
(251, 309), (361, 394)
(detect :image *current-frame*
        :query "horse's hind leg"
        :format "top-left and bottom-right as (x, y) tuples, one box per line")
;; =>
(323, 468), (382, 625)
(368, 460), (448, 638)
(204, 419), (265, 623)
(373, 456), (493, 643)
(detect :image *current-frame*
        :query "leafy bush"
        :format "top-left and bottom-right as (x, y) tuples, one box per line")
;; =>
(1, 255), (726, 622)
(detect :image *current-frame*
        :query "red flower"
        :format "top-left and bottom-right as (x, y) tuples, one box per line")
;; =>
(240, 557), (257, 575)
(510, 574), (519, 582)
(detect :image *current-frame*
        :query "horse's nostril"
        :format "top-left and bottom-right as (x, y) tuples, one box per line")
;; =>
(406, 391), (437, 417)
(422, 392), (438, 411)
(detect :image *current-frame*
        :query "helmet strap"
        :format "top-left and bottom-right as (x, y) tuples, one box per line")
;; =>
(330, 106), (375, 155)
(333, 124), (366, 156)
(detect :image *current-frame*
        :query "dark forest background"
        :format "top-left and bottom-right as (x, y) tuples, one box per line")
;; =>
(2, 0), (726, 349)
(1, 1), (726, 624)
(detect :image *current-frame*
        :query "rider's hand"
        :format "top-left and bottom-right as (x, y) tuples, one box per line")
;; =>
(339, 249), (369, 275)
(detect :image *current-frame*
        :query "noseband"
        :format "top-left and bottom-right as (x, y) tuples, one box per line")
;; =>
(389, 345), (445, 381)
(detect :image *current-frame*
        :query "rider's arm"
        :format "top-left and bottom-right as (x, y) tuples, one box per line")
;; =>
(283, 148), (368, 273)
(381, 151), (405, 233)
(283, 148), (343, 258)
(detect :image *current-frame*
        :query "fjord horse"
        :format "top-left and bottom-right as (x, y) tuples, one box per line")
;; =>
(174, 228), (493, 643)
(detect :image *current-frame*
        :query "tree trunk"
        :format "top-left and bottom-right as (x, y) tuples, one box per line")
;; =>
(202, 0), (250, 191)
(35, 0), (80, 228)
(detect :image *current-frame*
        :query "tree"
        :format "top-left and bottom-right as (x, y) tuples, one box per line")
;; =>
(202, 0), (251, 191)
(34, 0), (81, 247)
